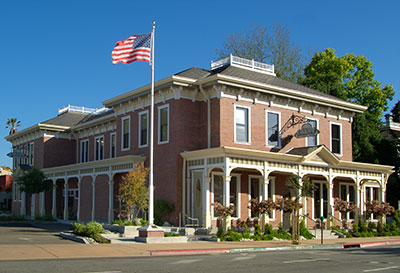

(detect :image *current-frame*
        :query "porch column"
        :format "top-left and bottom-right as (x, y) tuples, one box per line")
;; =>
(52, 180), (56, 218)
(91, 177), (95, 221)
(381, 174), (386, 203)
(327, 183), (334, 228)
(77, 178), (81, 222)
(40, 192), (45, 217)
(203, 177), (211, 228)
(263, 178), (269, 200)
(63, 179), (68, 220)
(108, 177), (114, 224)
(355, 171), (361, 220)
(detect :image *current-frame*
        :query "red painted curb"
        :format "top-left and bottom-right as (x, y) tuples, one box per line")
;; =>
(360, 240), (400, 248)
(150, 248), (230, 256)
(342, 240), (400, 249)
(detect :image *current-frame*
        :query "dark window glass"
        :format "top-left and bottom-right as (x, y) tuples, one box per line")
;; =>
(267, 112), (279, 146)
(331, 124), (341, 154)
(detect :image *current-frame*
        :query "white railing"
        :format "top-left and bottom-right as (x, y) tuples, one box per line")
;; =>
(58, 105), (108, 115)
(211, 54), (275, 75)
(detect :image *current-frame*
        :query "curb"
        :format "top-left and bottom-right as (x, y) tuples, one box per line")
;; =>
(151, 248), (230, 256)
(343, 240), (400, 249)
(150, 244), (343, 256)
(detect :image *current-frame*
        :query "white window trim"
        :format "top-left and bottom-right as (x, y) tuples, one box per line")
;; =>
(158, 104), (169, 145)
(312, 180), (328, 220)
(305, 117), (319, 147)
(121, 116), (131, 151)
(265, 109), (281, 148)
(329, 121), (342, 157)
(234, 104), (251, 144)
(138, 110), (149, 148)
(29, 142), (34, 166)
(248, 175), (263, 220)
(110, 132), (116, 158)
(339, 183), (356, 220)
(94, 135), (104, 161)
(80, 139), (89, 163)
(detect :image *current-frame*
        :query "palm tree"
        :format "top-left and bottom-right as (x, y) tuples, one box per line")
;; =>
(6, 118), (21, 135)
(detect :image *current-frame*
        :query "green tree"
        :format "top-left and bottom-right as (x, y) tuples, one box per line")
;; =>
(391, 100), (400, 122)
(17, 168), (52, 194)
(216, 24), (307, 82)
(302, 48), (394, 162)
(118, 163), (149, 221)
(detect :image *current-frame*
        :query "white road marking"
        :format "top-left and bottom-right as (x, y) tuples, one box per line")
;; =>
(232, 255), (256, 261)
(82, 271), (122, 273)
(364, 266), (399, 272)
(283, 258), (330, 264)
(19, 237), (32, 241)
(171, 259), (202, 264)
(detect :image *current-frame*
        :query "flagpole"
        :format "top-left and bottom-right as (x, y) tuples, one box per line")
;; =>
(149, 21), (155, 226)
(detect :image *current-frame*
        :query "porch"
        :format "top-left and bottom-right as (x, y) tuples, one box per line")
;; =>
(181, 146), (393, 229)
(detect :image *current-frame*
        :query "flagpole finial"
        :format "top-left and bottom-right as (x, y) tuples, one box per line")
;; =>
(152, 21), (156, 26)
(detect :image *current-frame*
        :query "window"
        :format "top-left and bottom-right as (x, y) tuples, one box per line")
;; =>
(29, 142), (34, 166)
(110, 133), (116, 158)
(266, 177), (275, 219)
(339, 184), (355, 220)
(249, 176), (262, 218)
(365, 185), (380, 220)
(266, 111), (280, 147)
(330, 123), (342, 154)
(139, 111), (148, 147)
(80, 140), (89, 163)
(212, 173), (223, 218)
(313, 182), (328, 219)
(24, 144), (28, 165)
(306, 119), (318, 146)
(121, 116), (130, 150)
(94, 136), (104, 161)
(235, 105), (250, 143)
(229, 175), (240, 218)
(158, 105), (169, 144)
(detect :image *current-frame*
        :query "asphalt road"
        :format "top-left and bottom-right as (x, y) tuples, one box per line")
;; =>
(0, 221), (75, 245)
(1, 246), (399, 273)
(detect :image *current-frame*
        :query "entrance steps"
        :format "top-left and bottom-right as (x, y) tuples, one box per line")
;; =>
(309, 228), (340, 239)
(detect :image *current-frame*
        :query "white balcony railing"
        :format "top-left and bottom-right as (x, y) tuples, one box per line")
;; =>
(211, 54), (275, 75)
(58, 105), (108, 115)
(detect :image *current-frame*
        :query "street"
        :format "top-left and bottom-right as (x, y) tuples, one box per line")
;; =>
(0, 221), (74, 245)
(1, 246), (399, 273)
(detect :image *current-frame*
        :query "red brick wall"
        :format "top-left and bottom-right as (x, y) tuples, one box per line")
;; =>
(218, 97), (353, 161)
(43, 137), (76, 168)
(94, 175), (109, 222)
(79, 176), (93, 222)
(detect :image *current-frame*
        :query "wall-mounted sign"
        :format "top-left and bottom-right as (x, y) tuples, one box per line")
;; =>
(6, 150), (26, 158)
(295, 123), (320, 138)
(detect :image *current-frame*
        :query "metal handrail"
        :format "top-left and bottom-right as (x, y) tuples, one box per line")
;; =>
(179, 212), (199, 228)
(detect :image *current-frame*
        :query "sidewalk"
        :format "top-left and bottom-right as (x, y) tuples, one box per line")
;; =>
(1, 236), (400, 261)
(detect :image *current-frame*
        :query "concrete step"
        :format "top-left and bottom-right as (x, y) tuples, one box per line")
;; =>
(309, 229), (339, 239)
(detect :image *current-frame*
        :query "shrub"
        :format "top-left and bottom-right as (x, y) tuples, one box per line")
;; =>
(300, 220), (314, 239)
(154, 199), (174, 226)
(224, 230), (242, 241)
(35, 214), (55, 221)
(72, 221), (110, 244)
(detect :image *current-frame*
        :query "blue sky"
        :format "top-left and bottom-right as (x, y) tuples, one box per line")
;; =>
(1, 1), (399, 167)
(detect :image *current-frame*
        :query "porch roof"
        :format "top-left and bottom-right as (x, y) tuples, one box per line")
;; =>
(181, 146), (394, 175)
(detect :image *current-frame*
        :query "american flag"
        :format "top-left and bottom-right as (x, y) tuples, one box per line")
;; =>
(112, 33), (151, 64)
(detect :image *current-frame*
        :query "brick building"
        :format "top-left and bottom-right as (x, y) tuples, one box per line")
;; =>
(6, 55), (393, 228)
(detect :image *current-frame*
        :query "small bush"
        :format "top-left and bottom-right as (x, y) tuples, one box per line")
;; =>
(300, 220), (314, 239)
(35, 214), (56, 221)
(154, 199), (174, 226)
(72, 221), (109, 244)
(224, 230), (242, 241)
(0, 215), (26, 221)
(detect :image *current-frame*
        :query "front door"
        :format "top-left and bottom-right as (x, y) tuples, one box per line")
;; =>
(192, 171), (203, 226)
